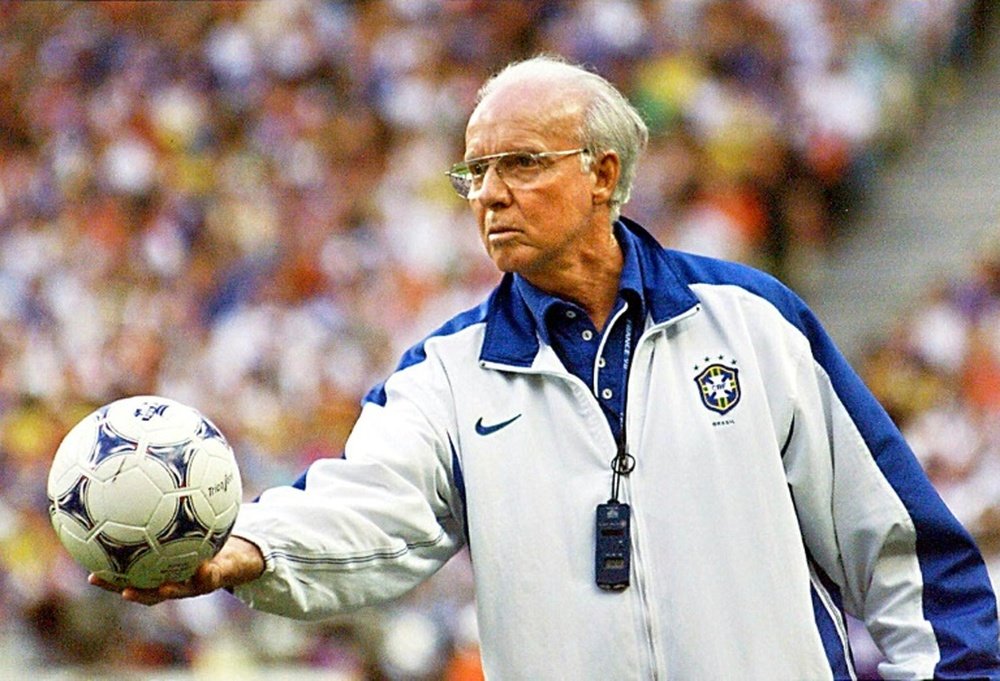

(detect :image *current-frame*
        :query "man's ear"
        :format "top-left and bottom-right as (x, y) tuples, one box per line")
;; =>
(591, 150), (621, 207)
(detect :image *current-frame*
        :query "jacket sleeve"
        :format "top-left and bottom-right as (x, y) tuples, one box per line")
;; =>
(229, 355), (466, 620)
(782, 305), (1000, 680)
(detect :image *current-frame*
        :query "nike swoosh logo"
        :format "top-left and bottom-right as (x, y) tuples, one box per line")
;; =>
(475, 414), (522, 436)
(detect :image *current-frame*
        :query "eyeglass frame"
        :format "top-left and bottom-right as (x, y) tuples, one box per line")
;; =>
(446, 148), (591, 199)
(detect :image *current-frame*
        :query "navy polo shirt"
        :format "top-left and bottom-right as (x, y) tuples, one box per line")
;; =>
(513, 225), (646, 443)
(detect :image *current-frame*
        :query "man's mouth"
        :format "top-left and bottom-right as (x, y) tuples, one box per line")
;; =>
(487, 226), (520, 241)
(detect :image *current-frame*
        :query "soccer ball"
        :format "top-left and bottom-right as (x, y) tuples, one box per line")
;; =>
(47, 395), (242, 589)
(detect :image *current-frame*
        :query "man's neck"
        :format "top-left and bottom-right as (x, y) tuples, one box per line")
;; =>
(521, 230), (624, 331)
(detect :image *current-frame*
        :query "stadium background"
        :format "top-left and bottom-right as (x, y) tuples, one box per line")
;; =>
(0, 1), (997, 679)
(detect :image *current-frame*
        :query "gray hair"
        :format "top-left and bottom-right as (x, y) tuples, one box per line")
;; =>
(475, 55), (649, 221)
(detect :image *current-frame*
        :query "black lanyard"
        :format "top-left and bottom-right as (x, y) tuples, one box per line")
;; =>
(596, 313), (636, 591)
(609, 315), (635, 503)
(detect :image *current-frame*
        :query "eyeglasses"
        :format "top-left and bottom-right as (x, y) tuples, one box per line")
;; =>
(446, 148), (589, 199)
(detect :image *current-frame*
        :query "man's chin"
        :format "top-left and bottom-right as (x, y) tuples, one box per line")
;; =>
(488, 247), (528, 275)
(490, 254), (532, 276)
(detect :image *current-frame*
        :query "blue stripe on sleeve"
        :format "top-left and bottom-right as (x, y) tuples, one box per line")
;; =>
(448, 433), (470, 549)
(810, 551), (856, 680)
(810, 584), (855, 681)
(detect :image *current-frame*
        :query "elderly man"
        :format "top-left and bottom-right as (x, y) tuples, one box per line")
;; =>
(95, 56), (1000, 680)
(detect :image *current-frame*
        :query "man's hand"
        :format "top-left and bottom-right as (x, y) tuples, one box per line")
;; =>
(89, 536), (265, 606)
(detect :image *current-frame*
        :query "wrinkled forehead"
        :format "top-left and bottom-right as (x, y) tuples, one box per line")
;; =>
(465, 76), (589, 154)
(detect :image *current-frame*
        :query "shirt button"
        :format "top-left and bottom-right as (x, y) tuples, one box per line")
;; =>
(582, 329), (593, 341)
(565, 310), (577, 319)
(602, 388), (613, 399)
(597, 357), (606, 368)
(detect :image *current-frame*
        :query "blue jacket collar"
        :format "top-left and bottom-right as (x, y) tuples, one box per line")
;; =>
(479, 217), (700, 367)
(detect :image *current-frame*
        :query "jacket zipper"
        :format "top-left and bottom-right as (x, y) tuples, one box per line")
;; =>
(625, 303), (702, 679)
(628, 482), (660, 680)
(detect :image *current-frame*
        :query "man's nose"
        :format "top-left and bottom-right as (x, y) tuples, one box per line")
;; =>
(472, 163), (512, 206)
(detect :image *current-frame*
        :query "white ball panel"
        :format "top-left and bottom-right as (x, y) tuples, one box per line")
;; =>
(51, 510), (113, 575)
(127, 538), (209, 588)
(105, 395), (202, 445)
(87, 456), (179, 542)
(47, 413), (99, 497)
(186, 438), (242, 528)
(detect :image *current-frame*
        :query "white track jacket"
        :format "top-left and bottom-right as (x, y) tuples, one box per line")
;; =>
(232, 218), (1000, 680)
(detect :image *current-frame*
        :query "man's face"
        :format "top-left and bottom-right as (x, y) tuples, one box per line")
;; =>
(463, 81), (603, 280)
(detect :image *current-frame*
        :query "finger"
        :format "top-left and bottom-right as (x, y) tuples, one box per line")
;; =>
(193, 560), (224, 592)
(121, 580), (194, 605)
(121, 586), (171, 606)
(88, 574), (124, 593)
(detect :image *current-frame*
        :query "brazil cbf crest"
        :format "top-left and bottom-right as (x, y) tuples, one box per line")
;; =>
(694, 360), (741, 415)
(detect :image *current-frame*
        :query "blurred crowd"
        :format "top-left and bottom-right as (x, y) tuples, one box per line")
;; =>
(0, 0), (995, 678)
(861, 246), (1000, 566)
